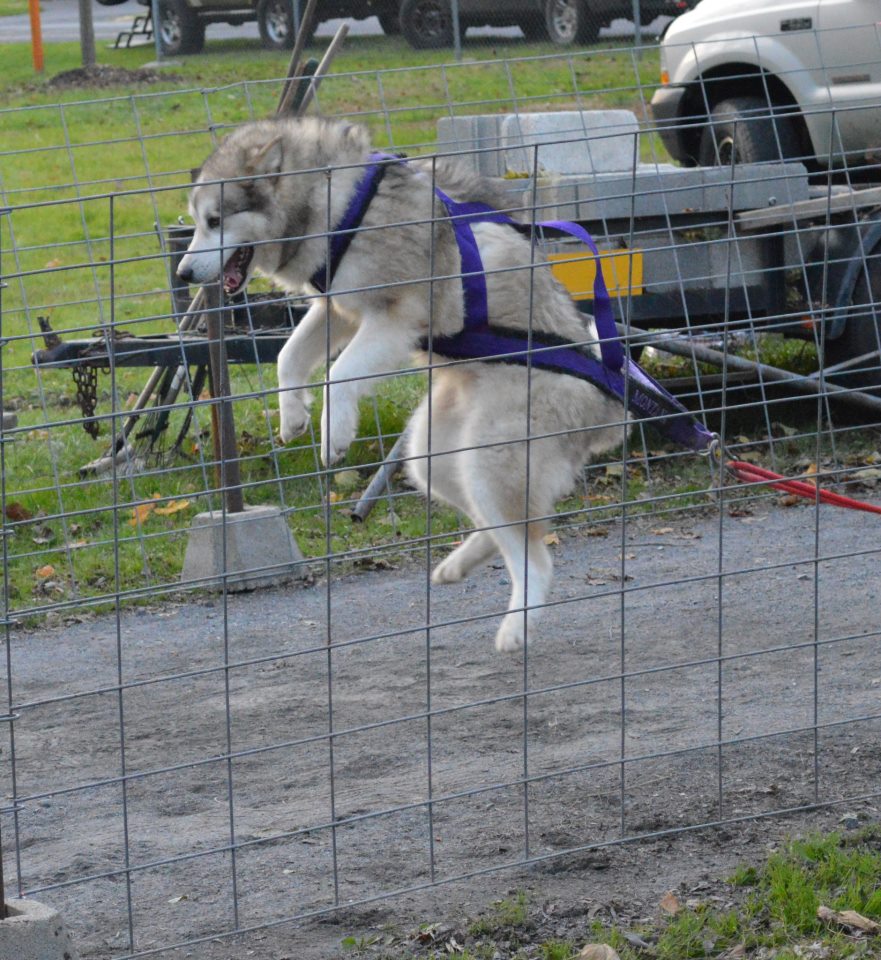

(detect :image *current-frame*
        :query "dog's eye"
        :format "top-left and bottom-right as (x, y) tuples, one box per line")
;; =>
(207, 215), (221, 230)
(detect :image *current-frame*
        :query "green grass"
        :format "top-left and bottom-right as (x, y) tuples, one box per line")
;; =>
(379, 830), (881, 959)
(0, 34), (676, 613)
(2, 34), (872, 614)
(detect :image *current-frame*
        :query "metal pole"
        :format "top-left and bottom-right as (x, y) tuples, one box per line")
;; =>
(451, 0), (461, 61)
(204, 285), (244, 514)
(625, 325), (881, 415)
(77, 0), (96, 67)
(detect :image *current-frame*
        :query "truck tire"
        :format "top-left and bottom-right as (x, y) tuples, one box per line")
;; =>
(518, 15), (547, 41)
(698, 96), (800, 166)
(157, 0), (205, 54)
(399, 0), (453, 48)
(544, 0), (599, 46)
(378, 12), (400, 34)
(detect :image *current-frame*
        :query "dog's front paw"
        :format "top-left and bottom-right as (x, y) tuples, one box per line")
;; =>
(320, 397), (359, 467)
(494, 613), (526, 653)
(278, 392), (311, 444)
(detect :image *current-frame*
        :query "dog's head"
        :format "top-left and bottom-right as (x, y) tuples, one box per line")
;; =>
(176, 134), (286, 295)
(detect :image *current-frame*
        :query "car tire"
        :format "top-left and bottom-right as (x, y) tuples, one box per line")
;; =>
(698, 96), (801, 166)
(94, 0), (130, 7)
(157, 0), (205, 54)
(399, 0), (453, 49)
(544, 0), (599, 46)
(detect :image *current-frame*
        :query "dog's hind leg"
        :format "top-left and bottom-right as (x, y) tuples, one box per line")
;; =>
(457, 442), (555, 653)
(431, 531), (498, 584)
(483, 513), (553, 653)
(406, 388), (502, 583)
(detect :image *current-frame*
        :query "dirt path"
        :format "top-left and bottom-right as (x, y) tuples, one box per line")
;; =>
(4, 500), (880, 958)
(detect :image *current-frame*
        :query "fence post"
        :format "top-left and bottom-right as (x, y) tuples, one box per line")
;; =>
(1, 205), (11, 920)
(203, 284), (244, 514)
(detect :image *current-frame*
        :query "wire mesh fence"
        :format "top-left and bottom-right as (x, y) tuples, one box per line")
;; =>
(1, 28), (881, 960)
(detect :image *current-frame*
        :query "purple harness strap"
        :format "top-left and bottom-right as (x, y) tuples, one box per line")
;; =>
(313, 155), (714, 453)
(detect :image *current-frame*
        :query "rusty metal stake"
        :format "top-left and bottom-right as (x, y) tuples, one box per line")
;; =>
(204, 285), (244, 514)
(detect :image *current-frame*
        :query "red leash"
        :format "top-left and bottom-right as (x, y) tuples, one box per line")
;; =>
(726, 460), (881, 515)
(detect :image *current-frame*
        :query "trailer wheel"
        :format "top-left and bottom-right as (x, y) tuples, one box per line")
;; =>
(824, 271), (881, 389)
(698, 97), (800, 166)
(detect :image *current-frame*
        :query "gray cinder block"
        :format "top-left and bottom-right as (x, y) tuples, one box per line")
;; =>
(181, 504), (308, 592)
(0, 898), (80, 960)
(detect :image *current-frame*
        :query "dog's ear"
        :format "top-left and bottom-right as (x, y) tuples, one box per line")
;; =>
(245, 136), (284, 181)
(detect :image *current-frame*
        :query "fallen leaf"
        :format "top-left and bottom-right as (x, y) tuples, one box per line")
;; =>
(128, 493), (161, 526)
(604, 464), (624, 478)
(659, 891), (681, 915)
(328, 490), (342, 504)
(35, 565), (55, 579)
(650, 527), (674, 535)
(817, 905), (880, 933)
(779, 494), (801, 508)
(803, 462), (818, 486)
(585, 527), (609, 538)
(579, 946), (620, 960)
(26, 429), (49, 440)
(4, 502), (33, 522)
(167, 894), (189, 904)
(543, 532), (560, 546)
(853, 467), (881, 484)
(44, 258), (63, 269)
(154, 499), (190, 517)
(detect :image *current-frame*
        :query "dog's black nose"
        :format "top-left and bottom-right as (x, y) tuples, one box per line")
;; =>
(177, 264), (194, 284)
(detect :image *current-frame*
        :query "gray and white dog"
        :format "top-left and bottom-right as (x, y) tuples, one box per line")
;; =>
(178, 117), (626, 652)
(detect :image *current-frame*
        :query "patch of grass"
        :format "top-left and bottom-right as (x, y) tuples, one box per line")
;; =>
(468, 892), (530, 938)
(388, 830), (881, 959)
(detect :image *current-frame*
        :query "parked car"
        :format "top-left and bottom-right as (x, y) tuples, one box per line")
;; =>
(650, 0), (881, 171)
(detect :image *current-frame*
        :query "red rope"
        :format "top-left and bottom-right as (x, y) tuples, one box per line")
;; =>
(726, 460), (881, 515)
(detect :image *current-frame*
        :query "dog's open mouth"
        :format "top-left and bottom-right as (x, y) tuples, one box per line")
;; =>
(222, 246), (254, 296)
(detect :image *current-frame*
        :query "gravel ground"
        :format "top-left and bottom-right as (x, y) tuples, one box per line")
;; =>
(3, 498), (880, 959)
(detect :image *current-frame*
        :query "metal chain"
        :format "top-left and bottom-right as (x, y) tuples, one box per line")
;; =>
(71, 364), (100, 438)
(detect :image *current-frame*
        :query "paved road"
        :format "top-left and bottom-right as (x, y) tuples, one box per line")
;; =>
(2, 0), (659, 47)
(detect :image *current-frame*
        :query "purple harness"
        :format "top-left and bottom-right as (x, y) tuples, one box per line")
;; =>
(312, 154), (714, 453)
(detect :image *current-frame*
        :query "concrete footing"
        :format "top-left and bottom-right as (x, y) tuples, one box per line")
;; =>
(0, 898), (79, 960)
(1, 411), (17, 431)
(181, 504), (307, 591)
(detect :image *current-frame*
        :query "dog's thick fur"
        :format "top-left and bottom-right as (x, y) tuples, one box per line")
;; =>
(178, 117), (626, 652)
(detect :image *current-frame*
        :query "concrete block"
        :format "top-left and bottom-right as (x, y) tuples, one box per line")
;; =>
(181, 504), (307, 592)
(438, 110), (640, 176)
(0, 898), (79, 960)
(1, 411), (17, 431)
(502, 110), (640, 175)
(436, 114), (507, 177)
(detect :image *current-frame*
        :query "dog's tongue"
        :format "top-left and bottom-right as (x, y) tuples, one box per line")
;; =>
(223, 246), (252, 294)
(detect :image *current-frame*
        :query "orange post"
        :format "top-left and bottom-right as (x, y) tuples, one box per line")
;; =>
(29, 0), (44, 73)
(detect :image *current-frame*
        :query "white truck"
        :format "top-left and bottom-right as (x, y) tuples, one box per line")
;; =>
(650, 0), (881, 170)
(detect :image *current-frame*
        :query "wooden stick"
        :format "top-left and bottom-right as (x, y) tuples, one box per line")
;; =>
(276, 0), (321, 116)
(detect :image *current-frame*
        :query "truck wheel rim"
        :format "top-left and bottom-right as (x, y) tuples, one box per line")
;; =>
(413, 1), (448, 40)
(265, 0), (289, 43)
(161, 11), (181, 46)
(548, 0), (577, 41)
